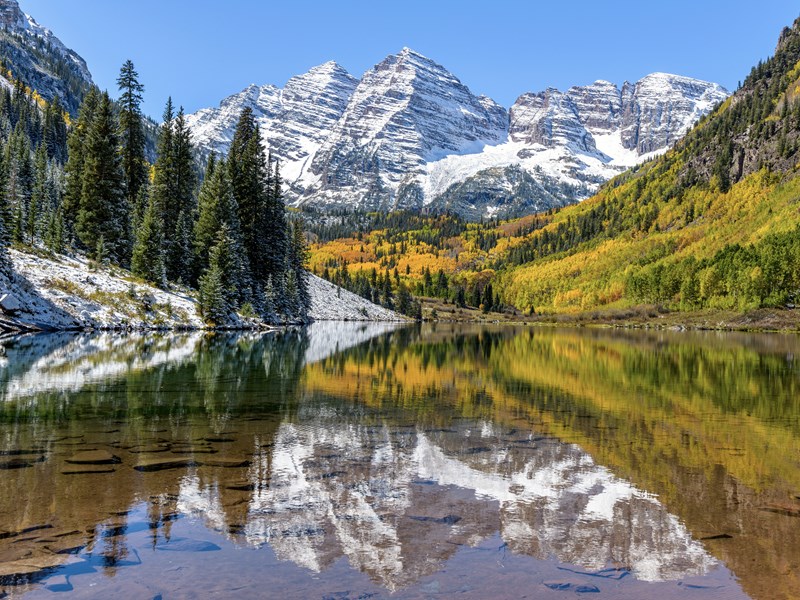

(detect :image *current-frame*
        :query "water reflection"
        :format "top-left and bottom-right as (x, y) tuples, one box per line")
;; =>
(1, 324), (798, 598)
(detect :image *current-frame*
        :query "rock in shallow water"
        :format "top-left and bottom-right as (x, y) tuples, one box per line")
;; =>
(0, 456), (44, 469)
(61, 466), (116, 475)
(200, 458), (251, 468)
(134, 458), (196, 472)
(65, 450), (120, 465)
(154, 537), (221, 552)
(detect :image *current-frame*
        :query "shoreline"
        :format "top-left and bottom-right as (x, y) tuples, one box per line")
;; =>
(0, 248), (406, 334)
(419, 297), (800, 334)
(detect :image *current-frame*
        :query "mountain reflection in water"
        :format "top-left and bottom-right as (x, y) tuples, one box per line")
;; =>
(1, 323), (797, 598)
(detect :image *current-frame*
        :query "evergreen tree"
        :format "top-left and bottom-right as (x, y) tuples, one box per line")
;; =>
(44, 207), (65, 254)
(42, 95), (68, 164)
(76, 91), (128, 263)
(29, 142), (48, 242)
(265, 156), (288, 282)
(62, 87), (99, 237)
(397, 282), (412, 316)
(482, 283), (494, 313)
(151, 99), (197, 282)
(167, 107), (197, 282)
(228, 108), (285, 290)
(151, 97), (175, 267)
(131, 184), (165, 285)
(0, 150), (10, 253)
(198, 225), (241, 325)
(287, 217), (310, 317)
(117, 60), (148, 223)
(193, 155), (249, 292)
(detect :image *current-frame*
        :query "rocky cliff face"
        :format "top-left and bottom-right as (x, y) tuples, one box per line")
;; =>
(0, 0), (93, 113)
(187, 50), (728, 220)
(186, 62), (358, 187)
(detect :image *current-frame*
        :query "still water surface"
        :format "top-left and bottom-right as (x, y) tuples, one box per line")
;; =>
(0, 323), (799, 599)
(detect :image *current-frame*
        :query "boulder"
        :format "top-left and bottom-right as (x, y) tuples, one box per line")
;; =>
(0, 293), (20, 315)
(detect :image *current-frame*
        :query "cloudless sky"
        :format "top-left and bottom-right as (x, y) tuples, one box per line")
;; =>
(18, 0), (800, 120)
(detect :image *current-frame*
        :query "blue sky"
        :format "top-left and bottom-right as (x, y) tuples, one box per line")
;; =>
(19, 1), (800, 120)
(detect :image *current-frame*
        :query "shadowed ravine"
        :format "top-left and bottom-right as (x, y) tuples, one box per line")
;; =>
(0, 323), (798, 598)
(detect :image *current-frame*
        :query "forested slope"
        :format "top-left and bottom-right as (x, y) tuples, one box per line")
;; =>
(499, 17), (800, 314)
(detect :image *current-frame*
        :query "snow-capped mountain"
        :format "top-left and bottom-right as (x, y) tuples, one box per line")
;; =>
(0, 0), (93, 113)
(187, 50), (728, 220)
(187, 62), (358, 186)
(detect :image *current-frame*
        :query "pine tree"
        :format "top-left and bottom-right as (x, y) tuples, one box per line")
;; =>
(5, 124), (33, 244)
(44, 207), (65, 254)
(228, 108), (285, 290)
(193, 155), (248, 287)
(29, 142), (48, 243)
(198, 225), (240, 326)
(131, 184), (165, 285)
(152, 99), (197, 282)
(482, 283), (494, 313)
(151, 98), (175, 268)
(287, 217), (310, 318)
(62, 87), (99, 237)
(198, 255), (227, 326)
(0, 150), (10, 254)
(42, 95), (68, 164)
(167, 107), (197, 282)
(117, 60), (148, 223)
(77, 91), (128, 263)
(265, 157), (288, 281)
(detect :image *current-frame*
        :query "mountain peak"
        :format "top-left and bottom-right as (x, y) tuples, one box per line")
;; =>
(293, 61), (358, 90)
(187, 50), (726, 220)
(399, 46), (427, 58)
(305, 60), (350, 77)
(391, 47), (441, 70)
(0, 0), (92, 113)
(0, 0), (24, 29)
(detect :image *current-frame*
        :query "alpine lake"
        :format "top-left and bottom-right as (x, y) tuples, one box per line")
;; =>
(0, 322), (798, 599)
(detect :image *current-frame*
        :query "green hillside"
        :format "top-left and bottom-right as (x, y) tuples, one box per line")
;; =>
(499, 17), (800, 315)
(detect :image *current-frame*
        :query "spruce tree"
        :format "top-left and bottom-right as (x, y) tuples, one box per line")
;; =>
(287, 217), (310, 318)
(62, 87), (99, 237)
(131, 184), (165, 285)
(77, 91), (128, 264)
(193, 153), (222, 277)
(117, 60), (148, 224)
(152, 99), (197, 283)
(151, 98), (175, 263)
(265, 157), (288, 282)
(42, 95), (68, 164)
(167, 107), (197, 282)
(199, 225), (241, 326)
(29, 142), (48, 243)
(195, 155), (252, 303)
(0, 150), (9, 253)
(228, 108), (283, 290)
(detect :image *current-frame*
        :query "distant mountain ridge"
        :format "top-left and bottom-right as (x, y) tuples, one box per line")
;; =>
(0, 0), (93, 113)
(186, 49), (728, 220)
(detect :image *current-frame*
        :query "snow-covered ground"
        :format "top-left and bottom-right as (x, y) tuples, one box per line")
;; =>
(0, 250), (403, 331)
(2, 249), (204, 330)
(307, 274), (406, 322)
